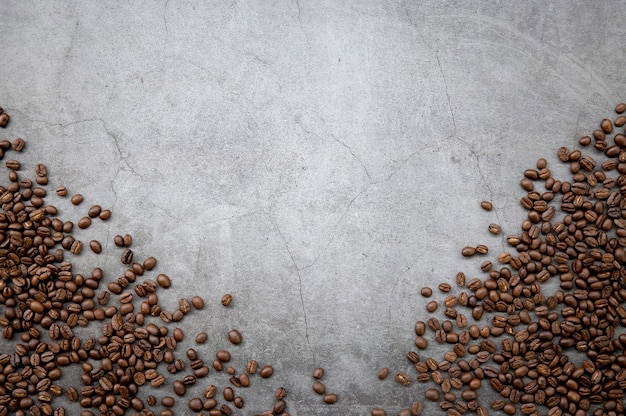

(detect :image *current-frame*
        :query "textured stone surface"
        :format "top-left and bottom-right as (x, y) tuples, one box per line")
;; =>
(1, 1), (625, 414)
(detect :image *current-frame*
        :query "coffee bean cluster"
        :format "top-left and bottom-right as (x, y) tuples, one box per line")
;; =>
(0, 115), (298, 415)
(373, 103), (626, 416)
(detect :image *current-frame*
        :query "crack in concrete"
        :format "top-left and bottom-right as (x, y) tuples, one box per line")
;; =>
(268, 201), (314, 364)
(295, 0), (301, 21)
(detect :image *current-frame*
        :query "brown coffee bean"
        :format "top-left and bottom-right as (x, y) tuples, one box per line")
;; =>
(228, 329), (242, 344)
(425, 388), (440, 401)
(156, 274), (171, 288)
(421, 287), (433, 297)
(70, 194), (83, 205)
(481, 201), (493, 211)
(56, 186), (68, 197)
(372, 409), (387, 416)
(395, 371), (411, 386)
(377, 367), (389, 380)
(216, 350), (231, 362)
(189, 398), (203, 411)
(99, 209), (111, 220)
(221, 293), (233, 306)
(414, 336), (428, 349)
(161, 396), (175, 407)
(86, 205), (101, 218)
(89, 240), (102, 254)
(191, 295), (204, 309)
(195, 332), (208, 344)
(121, 248), (133, 264)
(461, 246), (476, 257)
(323, 393), (338, 404)
(488, 223), (501, 234)
(260, 365), (274, 378)
(426, 301), (438, 312)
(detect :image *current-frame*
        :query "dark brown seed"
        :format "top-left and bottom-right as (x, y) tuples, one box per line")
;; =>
(56, 186), (68, 197)
(426, 301), (438, 312)
(395, 371), (411, 386)
(143, 256), (157, 270)
(260, 365), (274, 378)
(323, 393), (338, 404)
(421, 287), (432, 297)
(173, 380), (186, 396)
(191, 296), (204, 309)
(313, 367), (324, 379)
(377, 367), (389, 380)
(87, 205), (102, 218)
(89, 240), (102, 253)
(99, 209), (111, 220)
(156, 274), (171, 288)
(70, 194), (84, 205)
(461, 246), (476, 257)
(480, 201), (493, 211)
(195, 332), (208, 344)
(425, 388), (440, 401)
(121, 248), (133, 264)
(189, 398), (203, 411)
(221, 293), (233, 306)
(228, 329), (242, 344)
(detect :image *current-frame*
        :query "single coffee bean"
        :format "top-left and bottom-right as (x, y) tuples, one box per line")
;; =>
(70, 194), (84, 205)
(378, 367), (389, 380)
(313, 367), (324, 379)
(421, 287), (433, 297)
(247, 360), (258, 374)
(461, 246), (476, 257)
(216, 350), (231, 362)
(481, 201), (493, 211)
(395, 371), (411, 386)
(425, 388), (440, 401)
(191, 296), (205, 309)
(438, 283), (451, 292)
(195, 332), (208, 344)
(426, 301), (438, 312)
(161, 396), (175, 407)
(121, 248), (133, 264)
(323, 393), (338, 404)
(189, 398), (203, 412)
(260, 365), (274, 378)
(56, 186), (68, 197)
(143, 256), (157, 270)
(99, 209), (111, 220)
(89, 240), (102, 254)
(156, 274), (171, 288)
(221, 293), (233, 306)
(372, 409), (387, 416)
(173, 380), (186, 396)
(228, 329), (242, 345)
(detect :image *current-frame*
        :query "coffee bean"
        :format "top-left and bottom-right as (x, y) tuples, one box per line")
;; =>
(260, 365), (274, 378)
(99, 209), (111, 220)
(70, 194), (83, 205)
(195, 332), (208, 344)
(56, 186), (68, 196)
(371, 409), (387, 416)
(89, 240), (102, 253)
(424, 388), (440, 401)
(161, 396), (175, 407)
(461, 246), (476, 256)
(189, 398), (203, 412)
(323, 393), (338, 404)
(395, 371), (411, 386)
(228, 329), (242, 344)
(221, 293), (233, 306)
(191, 296), (204, 309)
(426, 301), (438, 312)
(421, 287), (432, 297)
(481, 201), (493, 211)
(156, 274), (171, 288)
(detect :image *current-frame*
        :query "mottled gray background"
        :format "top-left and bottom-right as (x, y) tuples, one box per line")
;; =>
(0, 1), (625, 415)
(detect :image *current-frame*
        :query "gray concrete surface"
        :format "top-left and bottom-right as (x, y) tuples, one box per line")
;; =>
(1, 1), (625, 415)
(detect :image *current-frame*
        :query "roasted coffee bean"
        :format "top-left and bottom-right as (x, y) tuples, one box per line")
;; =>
(425, 389), (440, 401)
(323, 393), (338, 404)
(313, 367), (324, 379)
(312, 380), (326, 394)
(156, 274), (171, 288)
(481, 201), (493, 211)
(395, 371), (411, 386)
(377, 367), (389, 380)
(191, 296), (204, 309)
(70, 193), (83, 205)
(228, 329), (242, 344)
(260, 365), (274, 378)
(195, 332), (208, 344)
(421, 287), (433, 297)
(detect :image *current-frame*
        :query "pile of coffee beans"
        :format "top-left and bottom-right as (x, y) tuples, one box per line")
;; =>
(0, 111), (301, 415)
(373, 103), (626, 416)
(3, 102), (626, 415)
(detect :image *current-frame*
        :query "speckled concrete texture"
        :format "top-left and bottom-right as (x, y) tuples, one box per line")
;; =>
(1, 1), (625, 414)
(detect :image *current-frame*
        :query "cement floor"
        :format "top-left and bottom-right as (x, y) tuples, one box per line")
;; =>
(1, 1), (625, 415)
